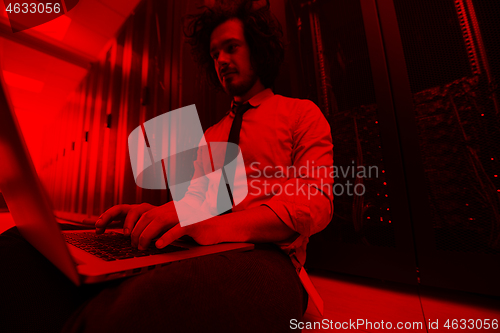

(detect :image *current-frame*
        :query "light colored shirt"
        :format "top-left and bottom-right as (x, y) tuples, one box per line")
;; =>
(180, 88), (334, 270)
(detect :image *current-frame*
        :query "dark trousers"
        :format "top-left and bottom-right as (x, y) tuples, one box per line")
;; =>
(0, 227), (307, 333)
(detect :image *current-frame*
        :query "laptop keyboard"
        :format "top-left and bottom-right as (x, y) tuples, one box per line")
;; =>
(63, 231), (188, 261)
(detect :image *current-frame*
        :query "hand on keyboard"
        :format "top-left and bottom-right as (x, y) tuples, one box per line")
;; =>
(94, 202), (223, 250)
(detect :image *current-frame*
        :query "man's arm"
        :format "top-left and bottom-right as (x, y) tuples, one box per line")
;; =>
(156, 100), (333, 252)
(211, 206), (297, 243)
(151, 205), (295, 249)
(96, 100), (332, 252)
(257, 99), (334, 267)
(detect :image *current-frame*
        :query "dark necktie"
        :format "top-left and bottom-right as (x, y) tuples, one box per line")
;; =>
(217, 102), (252, 214)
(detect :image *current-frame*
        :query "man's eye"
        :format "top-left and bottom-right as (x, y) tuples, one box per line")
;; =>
(227, 44), (238, 52)
(211, 53), (219, 60)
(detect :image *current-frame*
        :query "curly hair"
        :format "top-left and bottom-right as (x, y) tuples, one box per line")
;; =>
(184, 0), (285, 89)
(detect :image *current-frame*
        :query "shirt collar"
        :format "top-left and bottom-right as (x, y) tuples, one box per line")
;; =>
(228, 88), (274, 115)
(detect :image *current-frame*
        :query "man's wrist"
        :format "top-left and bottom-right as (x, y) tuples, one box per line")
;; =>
(203, 206), (295, 244)
(208, 213), (245, 243)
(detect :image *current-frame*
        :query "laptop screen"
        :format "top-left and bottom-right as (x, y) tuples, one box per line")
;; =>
(0, 67), (81, 285)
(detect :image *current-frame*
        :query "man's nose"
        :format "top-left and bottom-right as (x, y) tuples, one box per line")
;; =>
(217, 51), (230, 66)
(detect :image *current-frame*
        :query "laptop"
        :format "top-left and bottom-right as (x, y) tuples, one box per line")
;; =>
(0, 71), (254, 286)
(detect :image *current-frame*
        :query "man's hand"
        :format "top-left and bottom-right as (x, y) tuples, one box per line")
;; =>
(94, 203), (157, 236)
(154, 216), (222, 249)
(93, 202), (222, 250)
(94, 203), (295, 250)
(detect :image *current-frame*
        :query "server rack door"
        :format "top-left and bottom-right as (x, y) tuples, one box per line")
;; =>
(292, 0), (418, 284)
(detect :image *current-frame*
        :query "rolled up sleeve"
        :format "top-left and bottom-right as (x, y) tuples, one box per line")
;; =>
(263, 100), (333, 268)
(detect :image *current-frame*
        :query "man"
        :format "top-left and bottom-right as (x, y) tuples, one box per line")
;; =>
(95, 1), (333, 272)
(95, 0), (332, 325)
(0, 1), (333, 332)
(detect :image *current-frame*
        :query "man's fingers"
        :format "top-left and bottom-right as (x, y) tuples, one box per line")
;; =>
(122, 208), (145, 236)
(156, 224), (186, 249)
(82, 218), (97, 225)
(130, 211), (156, 247)
(137, 218), (170, 250)
(95, 205), (130, 234)
(127, 204), (178, 248)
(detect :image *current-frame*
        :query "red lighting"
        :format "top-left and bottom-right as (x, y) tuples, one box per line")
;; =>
(2, 70), (44, 93)
(32, 15), (72, 41)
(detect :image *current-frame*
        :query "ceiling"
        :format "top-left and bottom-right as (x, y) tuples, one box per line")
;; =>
(0, 0), (142, 167)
